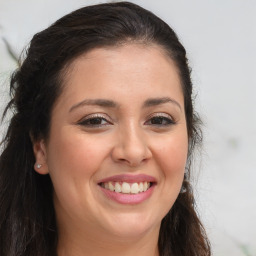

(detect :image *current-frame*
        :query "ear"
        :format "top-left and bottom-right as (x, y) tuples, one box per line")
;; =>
(33, 140), (49, 175)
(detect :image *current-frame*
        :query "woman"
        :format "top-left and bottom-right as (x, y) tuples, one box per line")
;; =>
(0, 2), (211, 256)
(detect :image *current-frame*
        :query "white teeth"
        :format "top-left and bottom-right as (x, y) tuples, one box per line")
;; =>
(102, 181), (151, 194)
(143, 182), (148, 192)
(115, 182), (122, 193)
(122, 182), (131, 193)
(108, 182), (114, 191)
(139, 182), (144, 192)
(131, 183), (139, 194)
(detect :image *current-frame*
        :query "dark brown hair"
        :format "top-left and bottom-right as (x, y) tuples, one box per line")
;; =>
(0, 2), (210, 255)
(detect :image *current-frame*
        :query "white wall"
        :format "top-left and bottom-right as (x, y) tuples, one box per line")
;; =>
(0, 1), (255, 255)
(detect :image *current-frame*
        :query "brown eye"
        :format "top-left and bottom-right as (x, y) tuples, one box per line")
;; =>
(79, 117), (110, 127)
(145, 115), (175, 126)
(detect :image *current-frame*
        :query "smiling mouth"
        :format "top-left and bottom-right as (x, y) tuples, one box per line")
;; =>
(99, 181), (153, 194)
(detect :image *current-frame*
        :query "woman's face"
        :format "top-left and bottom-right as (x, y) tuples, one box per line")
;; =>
(34, 44), (188, 241)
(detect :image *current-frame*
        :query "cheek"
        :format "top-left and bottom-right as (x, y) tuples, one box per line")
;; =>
(45, 129), (111, 201)
(154, 133), (188, 172)
(45, 129), (111, 213)
(47, 130), (105, 175)
(152, 132), (188, 195)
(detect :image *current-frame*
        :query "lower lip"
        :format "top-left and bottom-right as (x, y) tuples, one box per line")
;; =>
(99, 185), (155, 205)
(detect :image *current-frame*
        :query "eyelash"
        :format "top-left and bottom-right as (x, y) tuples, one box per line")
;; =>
(78, 113), (175, 128)
(78, 114), (112, 127)
(144, 113), (175, 127)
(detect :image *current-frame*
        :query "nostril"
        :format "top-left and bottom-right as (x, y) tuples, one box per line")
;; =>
(111, 137), (152, 167)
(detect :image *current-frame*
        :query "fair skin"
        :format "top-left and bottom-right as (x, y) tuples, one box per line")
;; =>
(33, 44), (188, 256)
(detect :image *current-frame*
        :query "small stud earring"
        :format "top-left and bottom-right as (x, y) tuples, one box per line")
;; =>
(36, 163), (42, 169)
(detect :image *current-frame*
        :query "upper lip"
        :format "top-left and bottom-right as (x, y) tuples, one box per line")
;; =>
(98, 174), (157, 184)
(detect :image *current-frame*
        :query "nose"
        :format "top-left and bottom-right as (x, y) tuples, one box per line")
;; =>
(111, 125), (152, 167)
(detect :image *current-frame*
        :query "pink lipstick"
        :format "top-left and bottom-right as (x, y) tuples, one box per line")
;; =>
(98, 174), (156, 204)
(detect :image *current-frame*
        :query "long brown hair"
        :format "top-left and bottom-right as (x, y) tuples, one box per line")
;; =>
(0, 2), (210, 255)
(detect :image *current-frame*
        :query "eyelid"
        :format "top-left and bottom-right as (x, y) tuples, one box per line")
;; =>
(146, 112), (174, 121)
(144, 112), (176, 127)
(78, 113), (113, 125)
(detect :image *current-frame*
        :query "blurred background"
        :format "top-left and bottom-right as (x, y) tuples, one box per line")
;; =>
(0, 0), (255, 255)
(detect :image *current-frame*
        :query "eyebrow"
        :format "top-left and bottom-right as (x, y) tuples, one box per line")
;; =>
(69, 99), (119, 112)
(143, 97), (182, 110)
(69, 97), (181, 112)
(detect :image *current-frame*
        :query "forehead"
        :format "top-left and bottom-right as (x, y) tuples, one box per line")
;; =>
(57, 44), (184, 108)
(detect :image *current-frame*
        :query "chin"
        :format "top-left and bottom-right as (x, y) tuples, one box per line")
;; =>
(101, 211), (160, 239)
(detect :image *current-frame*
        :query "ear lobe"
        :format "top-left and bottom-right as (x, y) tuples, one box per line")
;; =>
(33, 140), (49, 175)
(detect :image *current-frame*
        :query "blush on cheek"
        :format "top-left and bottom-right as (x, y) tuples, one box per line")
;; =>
(154, 139), (188, 191)
(157, 140), (188, 166)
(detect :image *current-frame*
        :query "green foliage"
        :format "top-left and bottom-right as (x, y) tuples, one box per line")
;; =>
(237, 243), (254, 256)
(1, 36), (19, 64)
